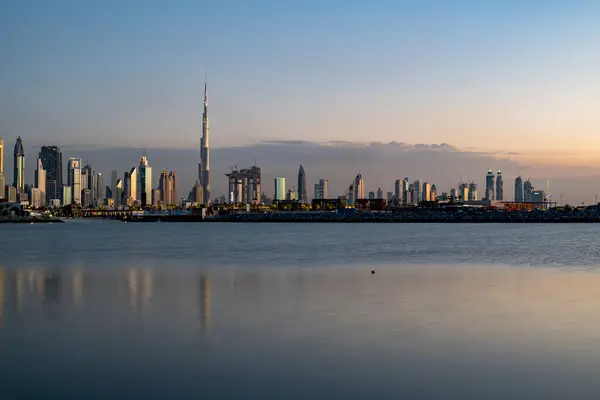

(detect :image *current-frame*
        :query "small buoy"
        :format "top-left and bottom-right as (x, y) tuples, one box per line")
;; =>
(371, 269), (375, 275)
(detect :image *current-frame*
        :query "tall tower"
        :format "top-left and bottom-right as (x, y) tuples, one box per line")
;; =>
(39, 146), (63, 203)
(0, 137), (4, 174)
(496, 170), (504, 201)
(297, 165), (306, 203)
(485, 169), (495, 200)
(13, 137), (25, 193)
(199, 82), (211, 204)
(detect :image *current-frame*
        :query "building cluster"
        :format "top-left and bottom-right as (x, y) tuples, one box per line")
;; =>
(0, 136), (189, 209)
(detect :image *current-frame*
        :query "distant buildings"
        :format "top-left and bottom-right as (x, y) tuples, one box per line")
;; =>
(524, 179), (533, 202)
(314, 179), (328, 200)
(376, 187), (383, 199)
(68, 158), (82, 205)
(274, 177), (286, 200)
(225, 165), (262, 204)
(34, 158), (46, 207)
(485, 169), (494, 200)
(298, 165), (307, 203)
(496, 170), (503, 201)
(13, 137), (25, 194)
(137, 156), (152, 207)
(39, 146), (62, 203)
(354, 174), (364, 200)
(468, 182), (478, 201)
(514, 176), (523, 202)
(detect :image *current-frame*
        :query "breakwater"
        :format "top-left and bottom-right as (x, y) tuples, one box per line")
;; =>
(207, 208), (600, 223)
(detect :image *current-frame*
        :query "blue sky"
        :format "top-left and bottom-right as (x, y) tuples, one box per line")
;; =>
(1, 0), (600, 164)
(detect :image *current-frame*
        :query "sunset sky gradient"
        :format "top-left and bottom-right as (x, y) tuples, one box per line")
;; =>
(1, 0), (600, 168)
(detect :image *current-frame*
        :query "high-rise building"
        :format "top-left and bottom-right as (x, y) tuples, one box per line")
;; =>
(496, 170), (504, 201)
(62, 185), (72, 206)
(431, 184), (437, 200)
(422, 182), (431, 201)
(198, 82), (211, 203)
(159, 171), (169, 205)
(124, 167), (137, 204)
(7, 186), (17, 202)
(30, 188), (43, 208)
(468, 183), (478, 201)
(514, 176), (523, 202)
(0, 137), (3, 174)
(313, 179), (328, 200)
(67, 158), (82, 205)
(354, 174), (364, 200)
(485, 169), (495, 200)
(115, 179), (123, 207)
(152, 188), (161, 206)
(412, 180), (422, 203)
(297, 165), (307, 203)
(39, 146), (62, 203)
(531, 190), (546, 203)
(523, 179), (533, 202)
(96, 173), (103, 205)
(110, 170), (118, 200)
(34, 158), (46, 207)
(192, 182), (204, 204)
(394, 179), (401, 199)
(169, 171), (177, 206)
(274, 177), (286, 200)
(376, 187), (383, 199)
(0, 175), (4, 199)
(402, 177), (409, 204)
(368, 191), (375, 200)
(13, 137), (25, 193)
(137, 157), (152, 207)
(81, 188), (92, 207)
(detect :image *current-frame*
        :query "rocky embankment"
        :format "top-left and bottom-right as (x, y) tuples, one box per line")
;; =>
(208, 208), (600, 223)
(0, 216), (64, 223)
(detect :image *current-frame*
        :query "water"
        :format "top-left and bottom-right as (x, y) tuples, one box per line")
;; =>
(2, 222), (600, 399)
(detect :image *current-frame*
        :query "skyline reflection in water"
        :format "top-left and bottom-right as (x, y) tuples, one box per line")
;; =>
(1, 262), (600, 398)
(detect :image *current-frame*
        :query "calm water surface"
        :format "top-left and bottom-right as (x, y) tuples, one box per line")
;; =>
(2, 222), (600, 399)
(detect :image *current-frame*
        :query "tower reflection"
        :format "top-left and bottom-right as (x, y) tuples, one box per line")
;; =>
(0, 268), (4, 327)
(128, 269), (139, 312)
(199, 275), (211, 333)
(72, 269), (83, 307)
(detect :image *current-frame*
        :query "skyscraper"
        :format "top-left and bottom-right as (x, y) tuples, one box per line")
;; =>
(34, 158), (46, 207)
(402, 177), (409, 204)
(39, 146), (62, 203)
(115, 179), (123, 207)
(96, 173), (103, 205)
(297, 165), (307, 203)
(159, 170), (168, 205)
(124, 167), (137, 204)
(198, 82), (211, 204)
(485, 169), (495, 200)
(314, 179), (327, 200)
(422, 182), (431, 201)
(0, 137), (4, 199)
(13, 137), (25, 193)
(413, 180), (422, 202)
(514, 176), (523, 202)
(137, 156), (152, 207)
(523, 179), (533, 202)
(67, 158), (82, 205)
(274, 177), (286, 200)
(496, 170), (504, 201)
(0, 137), (4, 174)
(376, 187), (383, 199)
(110, 170), (118, 200)
(354, 174), (364, 200)
(394, 179), (401, 199)
(169, 171), (178, 206)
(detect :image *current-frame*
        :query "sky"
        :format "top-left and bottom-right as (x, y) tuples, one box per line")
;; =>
(1, 1), (600, 201)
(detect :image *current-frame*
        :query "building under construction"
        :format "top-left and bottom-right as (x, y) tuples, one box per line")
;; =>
(225, 166), (261, 204)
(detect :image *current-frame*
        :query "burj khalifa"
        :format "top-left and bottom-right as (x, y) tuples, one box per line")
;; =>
(198, 82), (210, 203)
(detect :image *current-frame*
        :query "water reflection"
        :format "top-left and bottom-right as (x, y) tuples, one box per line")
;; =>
(199, 275), (211, 333)
(1, 264), (600, 398)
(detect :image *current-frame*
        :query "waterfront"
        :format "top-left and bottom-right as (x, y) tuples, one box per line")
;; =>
(3, 222), (600, 398)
